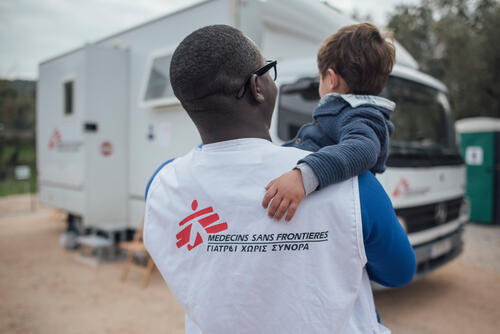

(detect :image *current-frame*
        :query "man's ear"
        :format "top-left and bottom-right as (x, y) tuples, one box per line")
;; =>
(249, 74), (265, 103)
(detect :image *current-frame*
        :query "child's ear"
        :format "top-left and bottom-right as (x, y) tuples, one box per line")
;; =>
(327, 68), (339, 90)
(328, 68), (350, 94)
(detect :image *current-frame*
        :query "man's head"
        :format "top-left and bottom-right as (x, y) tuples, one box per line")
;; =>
(317, 23), (395, 97)
(170, 25), (277, 143)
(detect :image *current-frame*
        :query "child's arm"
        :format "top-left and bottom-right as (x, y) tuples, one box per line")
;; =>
(261, 169), (304, 222)
(261, 163), (318, 221)
(263, 111), (386, 221)
(300, 112), (385, 189)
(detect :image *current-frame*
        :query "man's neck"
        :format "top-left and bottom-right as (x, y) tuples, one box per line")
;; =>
(201, 130), (271, 145)
(189, 103), (273, 145)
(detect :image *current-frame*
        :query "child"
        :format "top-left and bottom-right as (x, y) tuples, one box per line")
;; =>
(262, 23), (396, 221)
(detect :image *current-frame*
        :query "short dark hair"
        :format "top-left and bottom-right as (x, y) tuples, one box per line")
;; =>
(317, 23), (395, 95)
(170, 25), (262, 111)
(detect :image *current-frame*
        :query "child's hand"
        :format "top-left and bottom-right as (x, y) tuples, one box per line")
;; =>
(262, 169), (305, 222)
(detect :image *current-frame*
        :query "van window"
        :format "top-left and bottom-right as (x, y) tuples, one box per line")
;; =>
(64, 81), (74, 115)
(143, 53), (176, 106)
(381, 77), (462, 166)
(381, 77), (455, 152)
(277, 78), (319, 141)
(277, 76), (462, 166)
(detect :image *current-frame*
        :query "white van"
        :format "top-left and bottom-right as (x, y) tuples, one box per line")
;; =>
(272, 58), (469, 277)
(37, 0), (468, 275)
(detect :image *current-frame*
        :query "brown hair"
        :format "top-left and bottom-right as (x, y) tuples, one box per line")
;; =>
(317, 23), (395, 95)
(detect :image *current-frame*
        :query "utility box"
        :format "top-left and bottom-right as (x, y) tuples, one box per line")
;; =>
(456, 117), (500, 224)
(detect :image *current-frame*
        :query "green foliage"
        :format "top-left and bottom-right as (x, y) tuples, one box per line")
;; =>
(0, 79), (36, 131)
(0, 165), (37, 197)
(0, 144), (36, 197)
(0, 79), (37, 197)
(2, 145), (35, 163)
(388, 0), (500, 119)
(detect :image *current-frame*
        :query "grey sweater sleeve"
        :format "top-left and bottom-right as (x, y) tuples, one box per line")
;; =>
(295, 162), (319, 195)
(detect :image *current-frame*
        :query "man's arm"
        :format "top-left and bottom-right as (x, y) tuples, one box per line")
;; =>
(359, 172), (416, 287)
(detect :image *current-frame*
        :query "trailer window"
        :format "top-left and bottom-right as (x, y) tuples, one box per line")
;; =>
(64, 81), (74, 115)
(142, 53), (177, 107)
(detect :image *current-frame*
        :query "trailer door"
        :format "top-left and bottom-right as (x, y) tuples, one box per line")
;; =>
(83, 45), (129, 227)
(37, 50), (86, 213)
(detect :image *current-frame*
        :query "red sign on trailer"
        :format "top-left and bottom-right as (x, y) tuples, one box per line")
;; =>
(100, 141), (113, 157)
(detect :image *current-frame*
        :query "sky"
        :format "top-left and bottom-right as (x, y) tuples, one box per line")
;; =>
(0, 0), (419, 80)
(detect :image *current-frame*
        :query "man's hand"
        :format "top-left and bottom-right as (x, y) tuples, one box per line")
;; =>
(262, 169), (305, 222)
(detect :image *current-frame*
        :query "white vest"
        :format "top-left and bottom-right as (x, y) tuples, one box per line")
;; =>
(144, 138), (390, 334)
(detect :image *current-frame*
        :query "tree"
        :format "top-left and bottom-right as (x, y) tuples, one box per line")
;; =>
(388, 0), (500, 119)
(0, 80), (36, 132)
(0, 79), (36, 178)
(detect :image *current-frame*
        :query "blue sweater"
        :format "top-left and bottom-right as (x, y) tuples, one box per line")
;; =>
(286, 93), (395, 190)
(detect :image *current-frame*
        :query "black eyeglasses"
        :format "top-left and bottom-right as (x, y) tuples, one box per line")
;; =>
(236, 60), (277, 99)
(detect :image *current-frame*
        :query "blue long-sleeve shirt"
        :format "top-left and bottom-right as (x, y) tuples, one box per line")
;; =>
(145, 157), (415, 287)
(286, 93), (395, 191)
(358, 171), (415, 286)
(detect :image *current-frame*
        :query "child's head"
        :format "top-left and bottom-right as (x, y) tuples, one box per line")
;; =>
(317, 23), (395, 97)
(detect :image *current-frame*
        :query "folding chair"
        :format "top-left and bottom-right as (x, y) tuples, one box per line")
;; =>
(120, 218), (155, 288)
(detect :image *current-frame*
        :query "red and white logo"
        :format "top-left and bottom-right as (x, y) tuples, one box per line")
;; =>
(48, 129), (62, 149)
(47, 128), (82, 152)
(392, 178), (409, 198)
(176, 200), (228, 251)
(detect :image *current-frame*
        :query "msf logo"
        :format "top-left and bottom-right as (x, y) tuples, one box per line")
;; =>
(392, 178), (409, 198)
(48, 129), (62, 149)
(176, 200), (228, 251)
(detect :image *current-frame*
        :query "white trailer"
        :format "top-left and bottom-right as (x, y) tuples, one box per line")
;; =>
(37, 0), (468, 275)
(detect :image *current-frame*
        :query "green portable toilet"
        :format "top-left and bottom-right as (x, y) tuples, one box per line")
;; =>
(456, 117), (500, 225)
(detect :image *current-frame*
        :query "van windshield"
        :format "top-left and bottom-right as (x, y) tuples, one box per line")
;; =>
(277, 76), (462, 167)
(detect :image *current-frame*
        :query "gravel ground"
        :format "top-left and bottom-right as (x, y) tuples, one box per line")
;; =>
(1, 194), (499, 334)
(375, 223), (500, 334)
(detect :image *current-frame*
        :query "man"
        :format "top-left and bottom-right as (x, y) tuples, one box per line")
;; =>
(144, 25), (415, 334)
